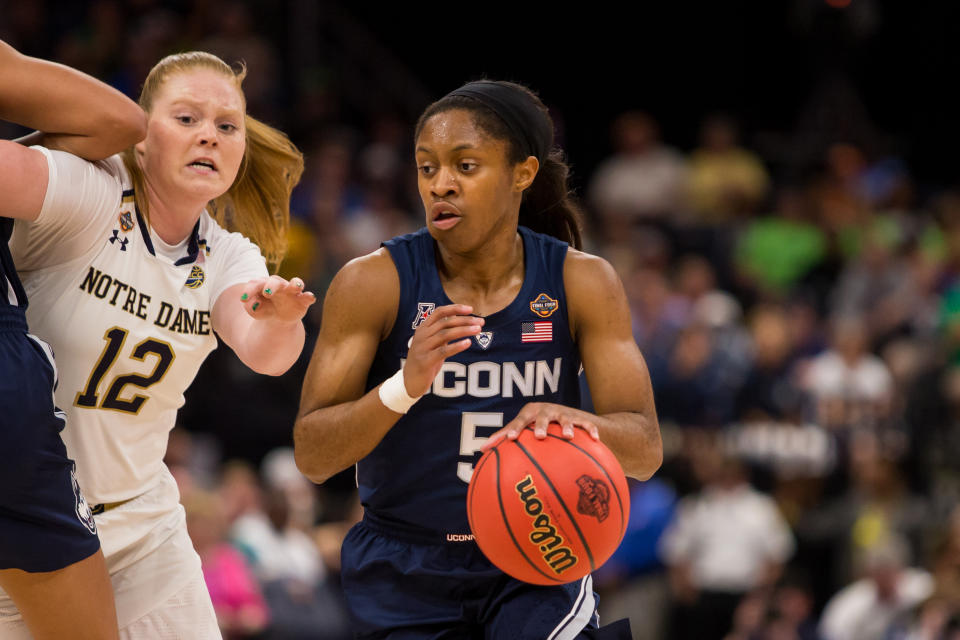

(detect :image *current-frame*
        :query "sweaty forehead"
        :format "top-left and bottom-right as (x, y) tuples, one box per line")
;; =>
(417, 109), (493, 151)
(157, 70), (244, 113)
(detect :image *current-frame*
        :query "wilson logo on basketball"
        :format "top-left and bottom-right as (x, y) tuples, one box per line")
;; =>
(514, 474), (578, 575)
(576, 475), (611, 522)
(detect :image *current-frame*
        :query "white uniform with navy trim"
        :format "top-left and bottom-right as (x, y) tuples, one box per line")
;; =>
(0, 148), (268, 637)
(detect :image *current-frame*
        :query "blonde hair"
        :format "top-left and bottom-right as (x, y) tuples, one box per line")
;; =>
(122, 51), (303, 269)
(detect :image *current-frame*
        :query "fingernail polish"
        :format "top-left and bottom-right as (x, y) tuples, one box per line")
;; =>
(252, 302), (260, 311)
(264, 288), (272, 295)
(240, 293), (248, 301)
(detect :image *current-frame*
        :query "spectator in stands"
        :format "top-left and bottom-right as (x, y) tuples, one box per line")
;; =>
(595, 477), (678, 640)
(660, 445), (795, 639)
(185, 489), (269, 639)
(801, 314), (893, 431)
(588, 110), (687, 242)
(736, 303), (805, 421)
(686, 114), (770, 224)
(734, 186), (829, 300)
(623, 264), (686, 388)
(656, 323), (738, 427)
(230, 449), (351, 640)
(818, 534), (933, 640)
(797, 432), (930, 595)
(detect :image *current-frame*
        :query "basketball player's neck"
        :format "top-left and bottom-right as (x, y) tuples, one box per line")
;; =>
(436, 230), (525, 316)
(143, 183), (206, 245)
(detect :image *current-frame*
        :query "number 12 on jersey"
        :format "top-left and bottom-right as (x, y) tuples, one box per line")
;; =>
(75, 326), (175, 414)
(457, 412), (503, 483)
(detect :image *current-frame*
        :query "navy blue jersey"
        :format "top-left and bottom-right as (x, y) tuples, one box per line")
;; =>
(1, 218), (27, 308)
(360, 226), (582, 535)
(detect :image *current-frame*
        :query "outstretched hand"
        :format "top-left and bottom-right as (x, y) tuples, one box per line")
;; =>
(239, 275), (316, 322)
(401, 304), (484, 397)
(482, 402), (601, 452)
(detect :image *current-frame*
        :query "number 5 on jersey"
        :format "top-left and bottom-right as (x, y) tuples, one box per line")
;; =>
(457, 412), (503, 483)
(75, 326), (175, 414)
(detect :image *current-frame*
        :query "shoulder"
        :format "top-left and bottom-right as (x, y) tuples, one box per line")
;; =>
(200, 212), (259, 250)
(329, 247), (399, 309)
(36, 147), (126, 185)
(199, 213), (267, 269)
(563, 248), (629, 335)
(320, 248), (399, 340)
(563, 247), (615, 275)
(333, 247), (399, 295)
(380, 227), (432, 262)
(563, 248), (623, 300)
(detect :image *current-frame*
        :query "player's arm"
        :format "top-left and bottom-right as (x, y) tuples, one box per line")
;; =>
(0, 40), (146, 222)
(212, 276), (316, 376)
(568, 251), (662, 479)
(489, 250), (662, 480)
(0, 40), (145, 160)
(294, 250), (484, 484)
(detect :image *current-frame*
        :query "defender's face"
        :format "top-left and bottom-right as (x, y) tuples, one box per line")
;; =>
(415, 109), (520, 250)
(137, 69), (246, 204)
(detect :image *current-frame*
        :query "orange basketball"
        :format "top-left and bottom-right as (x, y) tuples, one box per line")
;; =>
(467, 422), (630, 585)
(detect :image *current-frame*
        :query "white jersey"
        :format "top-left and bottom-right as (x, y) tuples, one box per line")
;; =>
(11, 147), (267, 504)
(3, 148), (266, 632)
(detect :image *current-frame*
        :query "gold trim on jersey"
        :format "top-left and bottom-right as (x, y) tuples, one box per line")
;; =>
(100, 334), (176, 415)
(74, 327), (177, 415)
(75, 326), (129, 409)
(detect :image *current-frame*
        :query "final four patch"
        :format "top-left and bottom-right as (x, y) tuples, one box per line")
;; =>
(475, 331), (493, 349)
(529, 293), (558, 318)
(185, 265), (205, 289)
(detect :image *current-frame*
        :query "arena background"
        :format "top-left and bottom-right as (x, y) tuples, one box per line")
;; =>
(4, 1), (960, 638)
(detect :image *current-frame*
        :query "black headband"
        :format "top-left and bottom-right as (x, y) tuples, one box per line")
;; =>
(445, 80), (552, 162)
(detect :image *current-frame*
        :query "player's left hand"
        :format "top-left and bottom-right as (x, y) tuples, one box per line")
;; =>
(239, 275), (316, 322)
(481, 402), (600, 452)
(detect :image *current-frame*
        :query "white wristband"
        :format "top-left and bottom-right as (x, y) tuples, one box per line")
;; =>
(378, 368), (421, 414)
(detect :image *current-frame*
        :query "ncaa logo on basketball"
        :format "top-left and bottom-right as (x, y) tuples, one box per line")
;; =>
(184, 265), (205, 289)
(529, 293), (558, 318)
(412, 302), (435, 329)
(71, 464), (96, 534)
(576, 475), (611, 522)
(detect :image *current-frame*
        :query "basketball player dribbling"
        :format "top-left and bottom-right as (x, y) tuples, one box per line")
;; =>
(295, 80), (662, 639)
(0, 40), (146, 640)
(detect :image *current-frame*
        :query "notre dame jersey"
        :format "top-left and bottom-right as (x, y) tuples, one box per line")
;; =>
(11, 148), (267, 505)
(361, 226), (582, 536)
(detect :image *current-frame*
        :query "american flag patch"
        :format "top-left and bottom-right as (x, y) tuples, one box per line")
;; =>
(521, 321), (552, 343)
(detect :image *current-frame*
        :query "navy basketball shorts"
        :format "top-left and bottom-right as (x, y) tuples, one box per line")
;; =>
(0, 307), (100, 572)
(340, 513), (600, 639)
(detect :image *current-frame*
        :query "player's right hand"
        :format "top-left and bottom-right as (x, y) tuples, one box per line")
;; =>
(401, 304), (483, 397)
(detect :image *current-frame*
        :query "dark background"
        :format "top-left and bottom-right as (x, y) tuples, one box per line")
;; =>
(6, 1), (959, 187)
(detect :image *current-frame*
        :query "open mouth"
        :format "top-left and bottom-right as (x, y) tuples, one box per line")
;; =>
(430, 201), (462, 229)
(188, 160), (217, 172)
(431, 205), (462, 230)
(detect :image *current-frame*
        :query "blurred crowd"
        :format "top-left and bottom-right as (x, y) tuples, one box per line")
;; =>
(6, 1), (960, 639)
